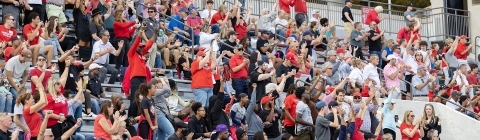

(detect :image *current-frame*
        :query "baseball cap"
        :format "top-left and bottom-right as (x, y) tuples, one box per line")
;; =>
(12, 36), (20, 41)
(316, 101), (327, 109)
(188, 6), (198, 12)
(321, 62), (333, 71)
(386, 55), (398, 60)
(215, 124), (229, 133)
(383, 99), (396, 104)
(92, 8), (102, 16)
(417, 66), (427, 71)
(254, 61), (266, 70)
(131, 136), (143, 140)
(261, 96), (274, 105)
(364, 133), (377, 139)
(285, 52), (297, 64)
(88, 63), (103, 70)
(459, 35), (469, 39)
(328, 101), (339, 109)
(336, 48), (346, 54)
(21, 49), (33, 62)
(238, 93), (248, 99)
(302, 30), (313, 37)
(236, 129), (247, 140)
(353, 92), (361, 97)
(406, 2), (414, 7)
(196, 50), (206, 57)
(174, 122), (189, 129)
(312, 10), (320, 15)
(178, 8), (188, 13)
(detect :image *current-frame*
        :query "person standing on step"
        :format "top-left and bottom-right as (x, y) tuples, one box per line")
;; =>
(293, 0), (307, 28)
(91, 30), (123, 92)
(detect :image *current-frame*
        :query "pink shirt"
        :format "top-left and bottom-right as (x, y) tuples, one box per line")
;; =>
(383, 64), (401, 91)
(186, 15), (203, 34)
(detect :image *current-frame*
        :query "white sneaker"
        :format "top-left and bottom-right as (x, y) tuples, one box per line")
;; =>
(83, 112), (97, 117)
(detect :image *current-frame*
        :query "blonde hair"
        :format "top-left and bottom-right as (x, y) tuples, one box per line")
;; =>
(402, 110), (414, 125)
(385, 39), (394, 48)
(47, 77), (60, 98)
(218, 5), (227, 13)
(261, 8), (269, 16)
(422, 104), (437, 124)
(444, 38), (454, 46)
(265, 83), (277, 93)
(352, 59), (363, 68)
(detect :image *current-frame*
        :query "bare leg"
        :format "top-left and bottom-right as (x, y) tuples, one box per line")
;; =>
(32, 45), (40, 66)
(163, 48), (171, 66)
(173, 49), (180, 64)
(45, 45), (54, 67)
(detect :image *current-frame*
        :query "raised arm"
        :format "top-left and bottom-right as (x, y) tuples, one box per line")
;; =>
(61, 119), (83, 140)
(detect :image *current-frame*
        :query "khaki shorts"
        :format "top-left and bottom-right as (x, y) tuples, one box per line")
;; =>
(159, 48), (175, 61)
(344, 22), (354, 39)
(46, 4), (68, 23)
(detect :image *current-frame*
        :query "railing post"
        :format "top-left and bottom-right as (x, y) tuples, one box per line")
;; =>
(159, 12), (195, 58)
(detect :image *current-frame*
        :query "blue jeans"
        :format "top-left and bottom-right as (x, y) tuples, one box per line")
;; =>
(192, 88), (213, 106)
(18, 131), (24, 140)
(0, 91), (13, 113)
(74, 101), (83, 132)
(155, 54), (162, 68)
(276, 28), (286, 42)
(72, 133), (96, 140)
(193, 34), (200, 46)
(261, 54), (269, 62)
(44, 34), (61, 56)
(369, 51), (382, 68)
(232, 78), (248, 98)
(91, 98), (107, 114)
(155, 114), (174, 139)
(9, 87), (18, 113)
(211, 24), (220, 33)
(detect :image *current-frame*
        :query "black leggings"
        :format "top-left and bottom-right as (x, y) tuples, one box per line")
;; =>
(138, 121), (150, 139)
(383, 128), (396, 140)
(115, 38), (130, 69)
(129, 76), (146, 103)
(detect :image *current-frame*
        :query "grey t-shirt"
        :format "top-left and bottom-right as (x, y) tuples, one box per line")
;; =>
(295, 101), (313, 132)
(412, 75), (431, 96)
(13, 104), (27, 132)
(315, 116), (331, 140)
(5, 56), (31, 81)
(350, 30), (364, 47)
(445, 51), (459, 68)
(404, 11), (416, 24)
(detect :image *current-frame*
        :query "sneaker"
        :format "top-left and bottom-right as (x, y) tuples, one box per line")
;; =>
(83, 112), (97, 117)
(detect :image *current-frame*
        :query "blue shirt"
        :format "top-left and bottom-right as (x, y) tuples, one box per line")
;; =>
(383, 47), (393, 57)
(168, 15), (185, 31)
(382, 93), (396, 131)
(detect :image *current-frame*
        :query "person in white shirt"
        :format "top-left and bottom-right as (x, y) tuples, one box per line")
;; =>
(272, 10), (288, 42)
(455, 64), (475, 98)
(90, 30), (123, 92)
(348, 59), (364, 89)
(446, 91), (462, 111)
(200, 0), (217, 24)
(362, 54), (381, 89)
(309, 10), (320, 22)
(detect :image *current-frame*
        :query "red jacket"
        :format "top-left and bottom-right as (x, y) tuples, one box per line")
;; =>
(137, 114), (156, 140)
(293, 0), (307, 13)
(279, 0), (295, 13)
(127, 36), (154, 79)
(122, 66), (152, 95)
(365, 10), (381, 32)
(113, 21), (136, 38)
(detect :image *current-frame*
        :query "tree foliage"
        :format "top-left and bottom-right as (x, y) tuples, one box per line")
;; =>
(352, 0), (431, 11)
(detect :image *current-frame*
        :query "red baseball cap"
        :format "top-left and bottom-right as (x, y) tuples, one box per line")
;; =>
(459, 35), (469, 39)
(261, 96), (274, 105)
(196, 50), (206, 57)
(131, 136), (143, 140)
(353, 92), (361, 97)
(325, 86), (335, 95)
(285, 52), (297, 64)
(336, 48), (346, 54)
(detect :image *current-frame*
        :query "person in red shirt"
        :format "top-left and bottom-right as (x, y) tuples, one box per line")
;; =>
(30, 54), (57, 93)
(400, 110), (424, 140)
(113, 10), (138, 69)
(20, 82), (47, 139)
(293, 0), (307, 26)
(229, 46), (249, 97)
(191, 44), (217, 106)
(283, 86), (302, 137)
(279, 0), (294, 13)
(467, 64), (480, 90)
(396, 17), (421, 43)
(364, 6), (384, 33)
(23, 12), (55, 66)
(126, 26), (156, 103)
(455, 35), (473, 70)
(0, 14), (18, 62)
(234, 5), (252, 41)
(210, 4), (229, 33)
(44, 61), (70, 138)
(186, 6), (203, 46)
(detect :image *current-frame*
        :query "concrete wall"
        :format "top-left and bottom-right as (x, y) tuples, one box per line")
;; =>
(344, 96), (480, 140)
(466, 0), (480, 60)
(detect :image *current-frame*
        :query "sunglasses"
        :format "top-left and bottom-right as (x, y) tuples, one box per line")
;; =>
(55, 82), (61, 85)
(9, 18), (15, 21)
(410, 115), (415, 118)
(354, 96), (361, 99)
(148, 11), (155, 13)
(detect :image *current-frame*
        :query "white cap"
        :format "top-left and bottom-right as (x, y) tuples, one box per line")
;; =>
(386, 55), (398, 60)
(312, 10), (320, 14)
(383, 99), (396, 104)
(88, 63), (103, 70)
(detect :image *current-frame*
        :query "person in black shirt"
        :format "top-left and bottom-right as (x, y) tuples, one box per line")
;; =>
(275, 52), (297, 108)
(367, 21), (385, 67)
(342, 0), (355, 42)
(220, 31), (238, 58)
(168, 122), (194, 140)
(138, 83), (157, 139)
(259, 96), (282, 139)
(178, 48), (193, 80)
(188, 102), (211, 139)
(257, 30), (273, 62)
(326, 101), (342, 140)
(249, 61), (275, 99)
(0, 113), (14, 140)
(73, 0), (93, 60)
(87, 63), (107, 116)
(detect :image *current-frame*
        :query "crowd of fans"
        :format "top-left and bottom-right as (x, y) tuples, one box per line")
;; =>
(0, 0), (477, 139)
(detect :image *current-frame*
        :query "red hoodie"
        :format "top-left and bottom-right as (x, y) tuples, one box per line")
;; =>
(293, 0), (307, 13)
(122, 66), (152, 95)
(113, 21), (136, 38)
(279, 0), (295, 13)
(127, 36), (153, 79)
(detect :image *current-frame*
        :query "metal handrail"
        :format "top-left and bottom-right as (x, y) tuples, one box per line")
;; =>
(476, 36), (480, 61)
(216, 39), (250, 56)
(435, 95), (480, 118)
(295, 79), (313, 86)
(222, 0), (248, 11)
(274, 24), (288, 41)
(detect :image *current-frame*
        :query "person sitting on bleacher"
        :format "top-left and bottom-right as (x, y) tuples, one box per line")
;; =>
(168, 8), (191, 47)
(63, 79), (96, 139)
(23, 12), (55, 66)
(189, 102), (211, 139)
(87, 63), (109, 115)
(93, 101), (128, 140)
(0, 14), (18, 62)
(0, 112), (19, 139)
(4, 49), (32, 114)
(43, 60), (70, 138)
(91, 30), (123, 92)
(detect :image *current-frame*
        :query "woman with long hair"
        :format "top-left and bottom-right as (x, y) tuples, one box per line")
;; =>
(93, 100), (128, 140)
(19, 82), (47, 140)
(381, 39), (394, 68)
(90, 8), (110, 42)
(252, 131), (268, 140)
(73, 0), (93, 60)
(43, 59), (70, 138)
(400, 110), (424, 140)
(150, 78), (175, 139)
(42, 16), (65, 59)
(421, 104), (441, 140)
(113, 9), (138, 69)
(137, 83), (157, 140)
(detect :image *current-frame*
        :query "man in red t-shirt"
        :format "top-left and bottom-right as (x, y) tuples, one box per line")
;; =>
(283, 87), (303, 137)
(279, 0), (294, 13)
(455, 35), (472, 67)
(229, 46), (249, 97)
(364, 6), (384, 33)
(293, 0), (307, 27)
(396, 17), (421, 43)
(23, 12), (55, 66)
(0, 14), (18, 60)
(191, 48), (217, 106)
(30, 54), (56, 93)
(210, 4), (229, 33)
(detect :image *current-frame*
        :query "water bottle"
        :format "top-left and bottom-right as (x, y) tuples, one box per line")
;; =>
(158, 29), (164, 37)
(169, 70), (173, 78)
(181, 71), (184, 79)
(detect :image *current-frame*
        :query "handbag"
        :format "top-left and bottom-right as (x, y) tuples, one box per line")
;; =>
(61, 115), (77, 134)
(156, 105), (175, 124)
